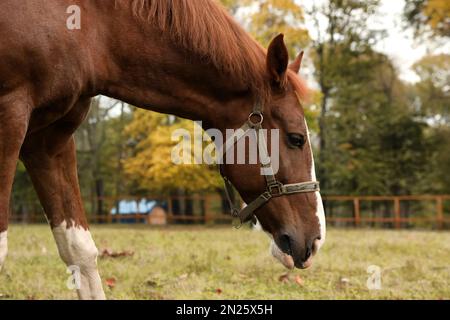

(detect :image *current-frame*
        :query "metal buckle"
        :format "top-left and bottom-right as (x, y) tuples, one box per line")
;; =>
(268, 183), (283, 197)
(231, 208), (243, 229)
(248, 112), (264, 127)
(230, 207), (240, 218)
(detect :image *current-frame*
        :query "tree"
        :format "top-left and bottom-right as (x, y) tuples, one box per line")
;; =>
(404, 0), (450, 39)
(311, 36), (431, 197)
(410, 54), (450, 194)
(307, 0), (382, 191)
(246, 0), (310, 56)
(75, 98), (133, 216)
(412, 54), (450, 124)
(123, 110), (222, 195)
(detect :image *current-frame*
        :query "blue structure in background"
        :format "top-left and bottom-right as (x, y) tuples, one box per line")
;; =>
(111, 199), (167, 224)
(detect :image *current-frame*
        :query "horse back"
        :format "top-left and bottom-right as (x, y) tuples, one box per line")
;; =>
(0, 0), (100, 130)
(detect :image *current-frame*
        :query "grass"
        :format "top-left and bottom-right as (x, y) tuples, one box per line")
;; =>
(0, 224), (449, 300)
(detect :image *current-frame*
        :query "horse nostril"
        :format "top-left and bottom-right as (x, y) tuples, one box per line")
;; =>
(305, 236), (320, 261)
(279, 234), (292, 256)
(305, 243), (312, 261)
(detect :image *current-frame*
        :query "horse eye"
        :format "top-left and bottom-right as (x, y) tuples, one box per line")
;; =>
(287, 133), (306, 149)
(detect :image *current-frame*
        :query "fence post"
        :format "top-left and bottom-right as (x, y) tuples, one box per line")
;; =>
(436, 197), (444, 230)
(353, 198), (361, 227)
(166, 196), (174, 224)
(394, 197), (401, 229)
(107, 196), (114, 224)
(204, 195), (213, 225)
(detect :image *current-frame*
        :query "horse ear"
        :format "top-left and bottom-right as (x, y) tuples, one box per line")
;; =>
(267, 34), (289, 88)
(289, 51), (304, 74)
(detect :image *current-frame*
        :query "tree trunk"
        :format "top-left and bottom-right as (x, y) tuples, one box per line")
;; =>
(96, 179), (104, 217)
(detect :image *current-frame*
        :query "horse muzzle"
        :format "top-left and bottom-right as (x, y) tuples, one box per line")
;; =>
(272, 234), (321, 269)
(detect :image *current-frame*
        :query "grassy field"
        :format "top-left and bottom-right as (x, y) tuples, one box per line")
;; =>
(0, 225), (449, 300)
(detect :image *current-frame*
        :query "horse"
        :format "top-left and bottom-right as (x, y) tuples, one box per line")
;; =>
(0, 0), (326, 299)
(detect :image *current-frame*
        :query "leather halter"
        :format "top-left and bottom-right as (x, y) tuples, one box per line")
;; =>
(219, 102), (320, 225)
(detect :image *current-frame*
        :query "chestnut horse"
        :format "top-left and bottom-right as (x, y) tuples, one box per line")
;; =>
(0, 0), (326, 299)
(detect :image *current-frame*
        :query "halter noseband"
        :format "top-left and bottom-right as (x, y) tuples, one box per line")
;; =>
(219, 101), (320, 225)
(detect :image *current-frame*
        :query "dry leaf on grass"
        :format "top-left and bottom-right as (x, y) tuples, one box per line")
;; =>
(106, 277), (117, 289)
(294, 275), (304, 286)
(278, 273), (305, 286)
(100, 248), (134, 258)
(146, 273), (189, 288)
(278, 273), (290, 283)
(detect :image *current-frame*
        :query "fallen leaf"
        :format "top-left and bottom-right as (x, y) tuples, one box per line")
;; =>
(106, 277), (116, 289)
(146, 280), (159, 287)
(278, 273), (290, 283)
(294, 275), (304, 286)
(101, 249), (134, 259)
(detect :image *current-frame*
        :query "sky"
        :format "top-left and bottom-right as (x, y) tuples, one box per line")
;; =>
(301, 0), (449, 83)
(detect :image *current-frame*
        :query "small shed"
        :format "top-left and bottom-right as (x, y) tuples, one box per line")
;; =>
(110, 199), (168, 225)
(147, 206), (167, 225)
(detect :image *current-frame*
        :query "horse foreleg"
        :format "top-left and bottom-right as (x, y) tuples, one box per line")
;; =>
(21, 133), (105, 300)
(0, 97), (30, 271)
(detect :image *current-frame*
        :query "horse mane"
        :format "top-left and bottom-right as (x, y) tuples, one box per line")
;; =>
(127, 0), (270, 101)
(287, 70), (309, 104)
(120, 0), (308, 103)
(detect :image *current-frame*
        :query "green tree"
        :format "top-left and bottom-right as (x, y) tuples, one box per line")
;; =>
(410, 54), (450, 194)
(75, 98), (133, 216)
(307, 0), (382, 190)
(412, 54), (450, 124)
(313, 37), (431, 196)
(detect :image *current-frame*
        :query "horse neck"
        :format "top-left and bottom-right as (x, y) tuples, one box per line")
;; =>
(93, 3), (257, 127)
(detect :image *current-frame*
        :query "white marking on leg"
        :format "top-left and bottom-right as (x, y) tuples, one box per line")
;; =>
(0, 231), (7, 271)
(52, 221), (105, 300)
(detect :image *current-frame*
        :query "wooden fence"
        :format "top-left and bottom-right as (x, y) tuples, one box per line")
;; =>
(9, 195), (450, 230)
(323, 195), (450, 229)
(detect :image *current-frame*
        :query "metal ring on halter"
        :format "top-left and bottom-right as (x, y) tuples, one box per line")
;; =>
(248, 112), (264, 127)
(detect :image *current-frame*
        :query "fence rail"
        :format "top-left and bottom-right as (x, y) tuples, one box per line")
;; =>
(323, 195), (450, 229)
(9, 195), (450, 229)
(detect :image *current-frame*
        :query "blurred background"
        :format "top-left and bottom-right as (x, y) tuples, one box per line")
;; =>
(10, 0), (450, 229)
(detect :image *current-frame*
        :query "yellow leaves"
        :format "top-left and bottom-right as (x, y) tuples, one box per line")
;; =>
(407, 0), (450, 38)
(245, 0), (310, 56)
(413, 54), (450, 81)
(339, 143), (354, 151)
(423, 0), (450, 32)
(123, 111), (222, 194)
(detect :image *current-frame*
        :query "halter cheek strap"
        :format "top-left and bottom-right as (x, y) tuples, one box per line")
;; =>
(219, 102), (320, 225)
